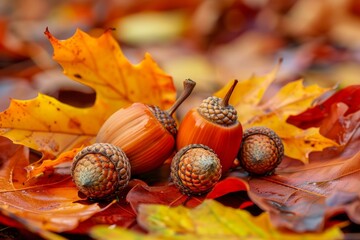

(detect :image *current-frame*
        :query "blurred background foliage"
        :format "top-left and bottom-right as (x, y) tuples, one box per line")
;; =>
(1, 0), (360, 117)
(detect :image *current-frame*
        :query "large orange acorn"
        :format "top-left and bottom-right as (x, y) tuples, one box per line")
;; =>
(96, 79), (196, 175)
(176, 80), (242, 174)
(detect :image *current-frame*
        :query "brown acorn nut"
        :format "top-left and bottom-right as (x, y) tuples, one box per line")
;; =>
(238, 126), (284, 176)
(171, 144), (222, 196)
(96, 79), (196, 175)
(176, 80), (243, 175)
(71, 143), (131, 200)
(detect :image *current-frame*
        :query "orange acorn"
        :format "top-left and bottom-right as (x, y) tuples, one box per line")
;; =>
(96, 79), (196, 175)
(176, 80), (243, 174)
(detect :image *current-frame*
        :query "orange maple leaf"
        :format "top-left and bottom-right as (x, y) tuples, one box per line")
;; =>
(0, 28), (176, 158)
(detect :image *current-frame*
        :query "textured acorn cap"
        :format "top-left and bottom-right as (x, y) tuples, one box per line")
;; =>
(197, 80), (238, 126)
(71, 143), (131, 200)
(238, 126), (284, 175)
(198, 97), (237, 126)
(171, 144), (222, 196)
(148, 79), (196, 137)
(149, 105), (177, 136)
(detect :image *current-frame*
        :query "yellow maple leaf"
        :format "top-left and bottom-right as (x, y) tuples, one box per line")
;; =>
(0, 28), (176, 158)
(46, 28), (175, 109)
(215, 61), (281, 124)
(215, 64), (338, 163)
(90, 200), (343, 240)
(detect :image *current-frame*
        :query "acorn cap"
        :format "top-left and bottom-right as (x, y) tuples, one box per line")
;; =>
(171, 144), (222, 195)
(149, 79), (196, 136)
(148, 105), (177, 135)
(71, 143), (131, 200)
(238, 126), (284, 175)
(198, 80), (238, 126)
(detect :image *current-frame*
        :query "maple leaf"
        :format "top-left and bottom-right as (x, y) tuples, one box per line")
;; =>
(0, 28), (176, 158)
(90, 200), (343, 240)
(215, 63), (338, 163)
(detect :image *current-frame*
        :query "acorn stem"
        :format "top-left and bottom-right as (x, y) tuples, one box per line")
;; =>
(167, 79), (196, 116)
(220, 79), (238, 107)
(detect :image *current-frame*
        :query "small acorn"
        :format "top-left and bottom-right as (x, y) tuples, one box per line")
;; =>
(171, 144), (222, 196)
(71, 143), (131, 200)
(176, 80), (243, 174)
(96, 79), (196, 175)
(238, 126), (284, 176)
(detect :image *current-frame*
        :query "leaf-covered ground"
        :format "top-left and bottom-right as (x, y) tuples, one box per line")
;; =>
(0, 1), (360, 239)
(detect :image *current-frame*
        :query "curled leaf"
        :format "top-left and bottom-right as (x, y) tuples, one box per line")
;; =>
(287, 85), (360, 129)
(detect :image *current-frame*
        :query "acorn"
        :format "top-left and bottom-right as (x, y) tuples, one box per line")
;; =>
(71, 143), (131, 200)
(176, 80), (242, 174)
(171, 144), (222, 196)
(238, 126), (284, 176)
(96, 79), (196, 175)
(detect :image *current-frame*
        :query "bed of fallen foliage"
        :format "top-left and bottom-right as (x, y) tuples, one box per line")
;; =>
(0, 1), (359, 239)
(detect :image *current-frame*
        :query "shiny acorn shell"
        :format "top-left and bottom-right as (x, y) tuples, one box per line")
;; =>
(176, 108), (243, 174)
(96, 103), (175, 175)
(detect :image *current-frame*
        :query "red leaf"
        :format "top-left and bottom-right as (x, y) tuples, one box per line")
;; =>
(287, 85), (360, 129)
(206, 177), (249, 199)
(206, 177), (253, 209)
(319, 102), (360, 144)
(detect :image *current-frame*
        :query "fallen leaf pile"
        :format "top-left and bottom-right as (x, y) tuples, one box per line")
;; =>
(0, 29), (359, 239)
